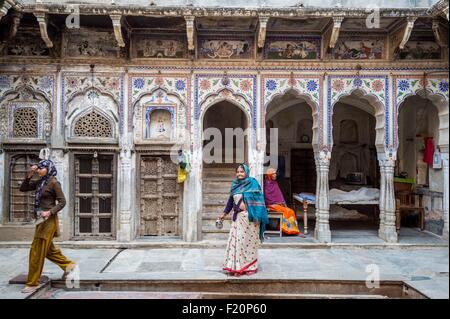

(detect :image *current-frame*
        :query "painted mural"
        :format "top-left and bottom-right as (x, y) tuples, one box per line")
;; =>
(264, 37), (321, 60)
(198, 38), (253, 59)
(145, 108), (173, 139)
(396, 41), (442, 60)
(331, 38), (384, 60)
(63, 31), (124, 58)
(4, 33), (50, 57)
(132, 36), (187, 59)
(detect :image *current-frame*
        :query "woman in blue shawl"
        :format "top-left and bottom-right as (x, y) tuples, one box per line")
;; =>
(219, 164), (269, 276)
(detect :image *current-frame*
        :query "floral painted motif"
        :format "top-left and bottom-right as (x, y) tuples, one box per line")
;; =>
(200, 79), (211, 91)
(67, 77), (80, 88)
(107, 78), (120, 90)
(133, 78), (145, 89)
(372, 80), (384, 92)
(353, 78), (363, 87)
(398, 80), (410, 92)
(266, 80), (277, 91)
(240, 79), (252, 92)
(439, 80), (449, 93)
(155, 77), (165, 87)
(332, 79), (345, 92)
(288, 78), (297, 87)
(38, 76), (53, 90)
(306, 80), (318, 92)
(175, 79), (186, 91)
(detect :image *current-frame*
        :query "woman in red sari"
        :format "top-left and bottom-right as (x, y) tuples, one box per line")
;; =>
(264, 168), (301, 236)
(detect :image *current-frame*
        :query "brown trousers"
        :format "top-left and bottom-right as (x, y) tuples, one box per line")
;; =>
(26, 236), (73, 287)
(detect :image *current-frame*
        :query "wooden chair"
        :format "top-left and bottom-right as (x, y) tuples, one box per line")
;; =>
(395, 190), (425, 234)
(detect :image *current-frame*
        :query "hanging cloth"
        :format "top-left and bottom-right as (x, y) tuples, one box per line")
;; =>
(423, 137), (434, 166)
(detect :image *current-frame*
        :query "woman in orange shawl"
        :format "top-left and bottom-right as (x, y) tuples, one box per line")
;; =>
(263, 168), (301, 235)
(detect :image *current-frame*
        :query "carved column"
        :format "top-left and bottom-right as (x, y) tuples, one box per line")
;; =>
(0, 150), (5, 225)
(442, 151), (449, 240)
(50, 149), (69, 240)
(183, 149), (202, 242)
(314, 150), (332, 243)
(117, 147), (133, 242)
(378, 154), (398, 243)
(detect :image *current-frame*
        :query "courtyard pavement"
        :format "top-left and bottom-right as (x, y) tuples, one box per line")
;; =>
(0, 245), (448, 299)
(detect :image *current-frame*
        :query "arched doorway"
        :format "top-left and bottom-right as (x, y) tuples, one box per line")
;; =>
(397, 95), (445, 236)
(330, 93), (379, 234)
(265, 91), (319, 235)
(201, 100), (250, 240)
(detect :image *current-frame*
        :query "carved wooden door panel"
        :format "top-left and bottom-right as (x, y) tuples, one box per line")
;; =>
(140, 155), (180, 236)
(74, 154), (115, 238)
(9, 154), (40, 222)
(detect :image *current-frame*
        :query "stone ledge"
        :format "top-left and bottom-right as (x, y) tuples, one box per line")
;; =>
(0, 240), (447, 250)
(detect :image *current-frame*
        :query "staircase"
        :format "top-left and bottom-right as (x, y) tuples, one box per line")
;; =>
(202, 165), (236, 241)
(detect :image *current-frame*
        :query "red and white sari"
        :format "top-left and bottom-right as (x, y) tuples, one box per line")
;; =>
(223, 210), (260, 276)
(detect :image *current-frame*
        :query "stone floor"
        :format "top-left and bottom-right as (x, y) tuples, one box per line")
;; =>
(0, 243), (448, 299)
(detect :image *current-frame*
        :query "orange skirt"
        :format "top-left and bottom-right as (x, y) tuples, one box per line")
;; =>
(267, 204), (301, 235)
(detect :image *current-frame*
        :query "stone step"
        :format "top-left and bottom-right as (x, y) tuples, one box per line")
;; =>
(201, 231), (229, 241)
(202, 180), (233, 191)
(203, 199), (229, 207)
(202, 218), (232, 228)
(203, 193), (230, 202)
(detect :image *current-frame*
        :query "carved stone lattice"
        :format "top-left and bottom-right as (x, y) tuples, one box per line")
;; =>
(13, 107), (38, 137)
(74, 112), (112, 138)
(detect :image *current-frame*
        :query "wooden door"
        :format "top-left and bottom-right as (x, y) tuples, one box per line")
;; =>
(9, 154), (40, 222)
(291, 149), (316, 196)
(74, 154), (115, 238)
(140, 155), (180, 236)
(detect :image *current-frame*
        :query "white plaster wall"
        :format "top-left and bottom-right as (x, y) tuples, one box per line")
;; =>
(266, 101), (314, 178)
(398, 95), (444, 192)
(330, 102), (377, 182)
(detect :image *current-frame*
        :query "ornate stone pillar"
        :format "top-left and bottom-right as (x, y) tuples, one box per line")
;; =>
(183, 149), (202, 242)
(0, 150), (5, 225)
(314, 150), (331, 243)
(50, 149), (69, 240)
(378, 153), (398, 243)
(441, 151), (449, 240)
(117, 147), (133, 242)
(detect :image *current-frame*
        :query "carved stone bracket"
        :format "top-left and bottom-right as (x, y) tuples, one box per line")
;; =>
(389, 16), (417, 59)
(7, 9), (22, 40)
(110, 14), (126, 48)
(432, 18), (448, 48)
(33, 11), (53, 48)
(0, 0), (16, 22)
(257, 16), (269, 49)
(185, 15), (195, 52)
(326, 17), (344, 49)
(399, 17), (417, 50)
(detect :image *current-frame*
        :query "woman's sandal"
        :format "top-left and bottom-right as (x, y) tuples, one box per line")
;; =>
(21, 286), (38, 294)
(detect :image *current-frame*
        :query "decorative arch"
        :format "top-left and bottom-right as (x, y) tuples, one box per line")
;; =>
(65, 87), (119, 143)
(132, 87), (185, 143)
(265, 90), (321, 150)
(394, 76), (449, 150)
(328, 75), (388, 151)
(262, 75), (323, 148)
(0, 84), (52, 142)
(199, 88), (253, 127)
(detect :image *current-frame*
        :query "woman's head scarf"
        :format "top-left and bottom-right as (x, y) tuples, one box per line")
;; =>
(34, 159), (57, 214)
(230, 164), (269, 241)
